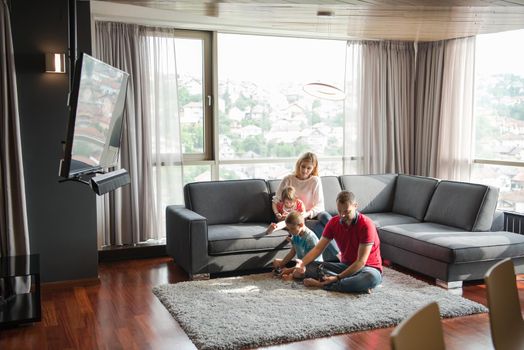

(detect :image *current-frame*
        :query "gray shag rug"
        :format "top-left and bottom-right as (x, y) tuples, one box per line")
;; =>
(153, 267), (487, 350)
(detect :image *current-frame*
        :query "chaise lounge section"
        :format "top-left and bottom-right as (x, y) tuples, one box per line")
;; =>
(166, 174), (524, 287)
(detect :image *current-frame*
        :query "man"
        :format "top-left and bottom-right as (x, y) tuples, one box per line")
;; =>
(295, 190), (383, 293)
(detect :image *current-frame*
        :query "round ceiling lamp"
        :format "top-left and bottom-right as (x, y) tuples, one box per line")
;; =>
(303, 82), (346, 101)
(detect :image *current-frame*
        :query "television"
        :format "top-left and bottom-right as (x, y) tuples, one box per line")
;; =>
(59, 53), (129, 179)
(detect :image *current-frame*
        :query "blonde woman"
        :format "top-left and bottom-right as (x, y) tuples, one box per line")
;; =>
(272, 152), (338, 261)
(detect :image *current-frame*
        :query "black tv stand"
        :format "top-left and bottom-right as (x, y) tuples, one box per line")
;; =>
(59, 169), (130, 196)
(59, 171), (100, 186)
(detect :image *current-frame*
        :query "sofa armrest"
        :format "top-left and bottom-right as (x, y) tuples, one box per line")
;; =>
(166, 205), (209, 275)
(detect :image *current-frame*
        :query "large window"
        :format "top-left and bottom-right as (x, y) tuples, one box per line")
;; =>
(216, 33), (347, 179)
(474, 29), (524, 213)
(175, 32), (349, 183)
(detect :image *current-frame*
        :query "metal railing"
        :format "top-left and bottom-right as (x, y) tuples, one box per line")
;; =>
(504, 211), (524, 235)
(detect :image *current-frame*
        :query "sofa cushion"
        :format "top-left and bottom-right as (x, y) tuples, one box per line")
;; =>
(473, 186), (499, 231)
(424, 181), (488, 231)
(267, 179), (281, 196)
(321, 176), (342, 216)
(208, 224), (291, 255)
(379, 223), (524, 264)
(392, 174), (438, 220)
(366, 212), (420, 228)
(339, 174), (397, 213)
(184, 179), (272, 225)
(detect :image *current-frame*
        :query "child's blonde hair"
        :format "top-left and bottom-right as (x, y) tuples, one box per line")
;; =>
(281, 186), (296, 201)
(294, 152), (319, 177)
(285, 211), (305, 225)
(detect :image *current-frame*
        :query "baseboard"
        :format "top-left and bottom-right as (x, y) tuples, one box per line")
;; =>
(41, 277), (100, 291)
(98, 243), (167, 262)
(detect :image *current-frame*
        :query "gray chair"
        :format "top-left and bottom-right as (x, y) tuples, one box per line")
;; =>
(484, 258), (524, 350)
(390, 302), (446, 350)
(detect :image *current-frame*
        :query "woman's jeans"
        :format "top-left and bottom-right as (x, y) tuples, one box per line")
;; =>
(305, 261), (383, 293)
(311, 211), (340, 262)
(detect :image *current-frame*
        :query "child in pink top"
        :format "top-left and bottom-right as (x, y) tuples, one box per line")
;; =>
(266, 186), (306, 234)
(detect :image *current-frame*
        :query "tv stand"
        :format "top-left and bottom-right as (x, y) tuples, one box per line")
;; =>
(58, 169), (130, 195)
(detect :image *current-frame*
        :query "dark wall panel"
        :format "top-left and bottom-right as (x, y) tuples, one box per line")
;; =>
(10, 0), (98, 282)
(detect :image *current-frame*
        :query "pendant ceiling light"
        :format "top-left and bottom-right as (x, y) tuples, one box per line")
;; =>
(302, 10), (346, 101)
(303, 82), (345, 101)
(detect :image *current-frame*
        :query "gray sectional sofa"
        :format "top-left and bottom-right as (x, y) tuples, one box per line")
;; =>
(166, 174), (524, 287)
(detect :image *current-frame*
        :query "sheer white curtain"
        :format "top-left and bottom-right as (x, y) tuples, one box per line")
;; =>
(415, 37), (476, 181)
(435, 37), (475, 181)
(140, 27), (184, 241)
(94, 22), (183, 247)
(345, 41), (415, 174)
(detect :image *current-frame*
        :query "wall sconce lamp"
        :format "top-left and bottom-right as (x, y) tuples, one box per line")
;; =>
(45, 53), (66, 73)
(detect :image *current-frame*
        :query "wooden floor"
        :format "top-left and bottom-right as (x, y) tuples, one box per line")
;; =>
(1, 257), (523, 350)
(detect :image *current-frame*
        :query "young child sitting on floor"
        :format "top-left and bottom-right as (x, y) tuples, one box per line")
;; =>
(272, 211), (323, 280)
(266, 186), (306, 234)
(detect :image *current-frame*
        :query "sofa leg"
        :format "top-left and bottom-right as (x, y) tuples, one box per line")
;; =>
(189, 273), (210, 281)
(436, 279), (463, 290)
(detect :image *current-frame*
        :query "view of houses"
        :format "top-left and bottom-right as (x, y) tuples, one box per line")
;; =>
(473, 73), (524, 212)
(179, 75), (345, 181)
(176, 70), (524, 213)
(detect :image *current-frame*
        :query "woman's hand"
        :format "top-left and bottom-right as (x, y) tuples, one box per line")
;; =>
(275, 213), (283, 220)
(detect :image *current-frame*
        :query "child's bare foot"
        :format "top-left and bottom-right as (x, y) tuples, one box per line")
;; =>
(281, 273), (294, 281)
(303, 278), (324, 288)
(266, 223), (277, 234)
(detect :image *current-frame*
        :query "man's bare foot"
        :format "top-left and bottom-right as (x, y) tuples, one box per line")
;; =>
(303, 278), (324, 288)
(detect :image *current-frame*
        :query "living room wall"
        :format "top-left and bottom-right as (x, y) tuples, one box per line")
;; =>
(9, 0), (98, 282)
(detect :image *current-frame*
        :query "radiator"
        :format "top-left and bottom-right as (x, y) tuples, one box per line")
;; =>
(504, 212), (524, 235)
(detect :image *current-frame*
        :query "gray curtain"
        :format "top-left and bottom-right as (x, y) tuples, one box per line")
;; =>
(94, 21), (149, 245)
(414, 41), (445, 177)
(94, 21), (183, 247)
(0, 0), (30, 296)
(346, 37), (475, 180)
(346, 41), (415, 174)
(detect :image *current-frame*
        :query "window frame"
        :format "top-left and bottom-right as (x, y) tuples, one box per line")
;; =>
(174, 29), (214, 162)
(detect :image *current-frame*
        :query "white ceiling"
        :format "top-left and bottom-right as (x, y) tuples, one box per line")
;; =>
(93, 0), (524, 41)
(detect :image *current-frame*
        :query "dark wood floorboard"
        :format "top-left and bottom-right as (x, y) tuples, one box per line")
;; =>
(0, 257), (523, 350)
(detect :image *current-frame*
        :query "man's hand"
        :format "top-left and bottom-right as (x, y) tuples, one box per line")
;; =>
(275, 213), (283, 220)
(280, 267), (294, 275)
(321, 275), (338, 284)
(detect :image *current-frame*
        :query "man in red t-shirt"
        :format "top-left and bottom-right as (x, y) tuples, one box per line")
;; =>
(295, 190), (383, 293)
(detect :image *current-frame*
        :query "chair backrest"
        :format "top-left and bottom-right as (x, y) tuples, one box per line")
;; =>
(390, 302), (445, 350)
(484, 258), (524, 350)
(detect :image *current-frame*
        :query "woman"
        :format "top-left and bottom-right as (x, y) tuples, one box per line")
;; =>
(272, 152), (339, 261)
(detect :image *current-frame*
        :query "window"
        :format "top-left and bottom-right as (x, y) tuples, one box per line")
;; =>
(216, 33), (347, 179)
(175, 30), (213, 161)
(474, 29), (524, 213)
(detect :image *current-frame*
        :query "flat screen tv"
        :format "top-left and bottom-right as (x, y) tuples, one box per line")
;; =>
(59, 53), (129, 179)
